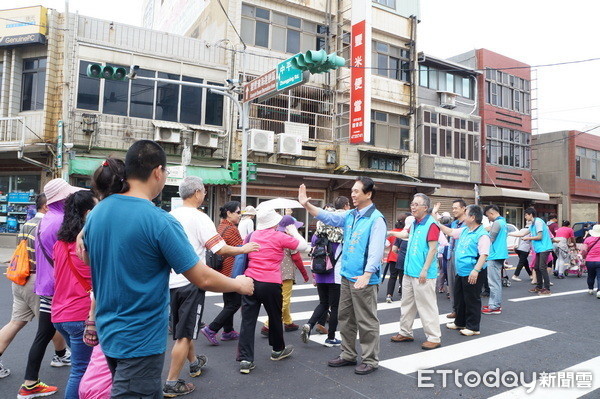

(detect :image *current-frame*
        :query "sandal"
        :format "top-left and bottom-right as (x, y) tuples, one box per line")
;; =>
(83, 319), (99, 347)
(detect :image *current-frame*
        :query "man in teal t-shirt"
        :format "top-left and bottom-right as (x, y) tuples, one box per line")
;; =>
(483, 205), (508, 315)
(84, 140), (254, 398)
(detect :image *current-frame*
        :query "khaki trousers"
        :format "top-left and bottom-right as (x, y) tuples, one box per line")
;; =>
(399, 276), (442, 343)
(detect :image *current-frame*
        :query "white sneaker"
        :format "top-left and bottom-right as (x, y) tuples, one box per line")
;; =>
(446, 322), (464, 330)
(50, 348), (71, 367)
(589, 289), (595, 295)
(0, 361), (10, 378)
(511, 276), (522, 282)
(597, 291), (600, 299)
(386, 295), (392, 303)
(459, 328), (480, 336)
(550, 282), (554, 286)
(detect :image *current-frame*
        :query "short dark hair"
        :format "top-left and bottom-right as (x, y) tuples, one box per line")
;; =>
(452, 199), (467, 208)
(562, 220), (570, 227)
(524, 207), (537, 217)
(483, 204), (500, 214)
(548, 213), (557, 220)
(355, 177), (376, 199)
(219, 201), (240, 219)
(466, 204), (484, 224)
(395, 212), (412, 229)
(92, 157), (129, 200)
(125, 140), (167, 182)
(35, 193), (47, 211)
(334, 196), (350, 210)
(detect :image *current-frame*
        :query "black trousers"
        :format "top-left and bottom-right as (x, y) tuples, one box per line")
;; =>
(454, 268), (487, 332)
(209, 292), (242, 333)
(25, 311), (56, 381)
(514, 250), (532, 277)
(535, 251), (551, 290)
(308, 283), (340, 340)
(386, 261), (404, 297)
(238, 281), (284, 362)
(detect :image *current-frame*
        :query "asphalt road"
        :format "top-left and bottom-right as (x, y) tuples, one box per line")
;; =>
(0, 248), (597, 399)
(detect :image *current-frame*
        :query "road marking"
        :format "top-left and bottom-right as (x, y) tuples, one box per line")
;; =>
(206, 283), (316, 297)
(509, 289), (588, 302)
(308, 313), (451, 345)
(379, 326), (555, 375)
(214, 294), (321, 307)
(487, 356), (600, 399)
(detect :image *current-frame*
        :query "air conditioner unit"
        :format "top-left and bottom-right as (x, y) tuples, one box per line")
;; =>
(277, 133), (303, 156)
(154, 127), (181, 144)
(439, 92), (457, 109)
(193, 131), (219, 148)
(249, 129), (274, 154)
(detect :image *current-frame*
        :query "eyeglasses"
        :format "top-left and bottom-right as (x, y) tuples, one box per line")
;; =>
(410, 202), (426, 207)
(160, 165), (170, 176)
(235, 210), (241, 214)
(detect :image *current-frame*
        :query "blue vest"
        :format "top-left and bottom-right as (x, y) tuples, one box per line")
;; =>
(488, 216), (508, 261)
(405, 214), (438, 279)
(530, 217), (554, 253)
(341, 205), (384, 285)
(455, 225), (489, 277)
(448, 219), (465, 258)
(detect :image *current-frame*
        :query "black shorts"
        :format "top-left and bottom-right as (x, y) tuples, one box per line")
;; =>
(106, 352), (165, 398)
(170, 283), (205, 340)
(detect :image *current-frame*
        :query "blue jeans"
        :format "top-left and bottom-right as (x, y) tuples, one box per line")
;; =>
(487, 259), (504, 309)
(54, 320), (93, 399)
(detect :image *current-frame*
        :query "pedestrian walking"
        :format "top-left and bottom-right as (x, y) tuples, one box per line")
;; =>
(553, 220), (575, 278)
(238, 206), (256, 240)
(237, 208), (307, 374)
(582, 224), (600, 298)
(512, 221), (533, 282)
(83, 140), (254, 398)
(483, 205), (508, 315)
(299, 177), (386, 375)
(385, 214), (410, 303)
(390, 193), (442, 351)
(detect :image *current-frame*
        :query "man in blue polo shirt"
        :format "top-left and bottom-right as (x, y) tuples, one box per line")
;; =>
(84, 140), (254, 398)
(483, 205), (508, 315)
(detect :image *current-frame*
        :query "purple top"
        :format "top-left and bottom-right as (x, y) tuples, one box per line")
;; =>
(310, 234), (337, 284)
(34, 201), (65, 296)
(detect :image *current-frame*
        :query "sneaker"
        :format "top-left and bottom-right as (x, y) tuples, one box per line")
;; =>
(189, 355), (208, 378)
(162, 379), (195, 397)
(538, 289), (551, 296)
(200, 326), (219, 346)
(529, 287), (542, 293)
(315, 324), (328, 335)
(300, 324), (311, 344)
(597, 291), (600, 299)
(270, 345), (294, 361)
(17, 380), (58, 399)
(221, 330), (240, 341)
(459, 328), (481, 336)
(260, 326), (269, 337)
(511, 275), (522, 282)
(446, 322), (465, 330)
(386, 295), (392, 303)
(239, 360), (255, 374)
(550, 282), (554, 286)
(0, 361), (10, 379)
(50, 348), (71, 367)
(324, 338), (342, 347)
(284, 323), (299, 332)
(482, 307), (501, 315)
(588, 289), (595, 295)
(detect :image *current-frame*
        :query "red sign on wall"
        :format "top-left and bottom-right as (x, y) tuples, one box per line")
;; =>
(350, 20), (366, 144)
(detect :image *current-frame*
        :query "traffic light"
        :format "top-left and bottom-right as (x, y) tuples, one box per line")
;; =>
(230, 162), (257, 182)
(290, 50), (345, 74)
(86, 64), (128, 80)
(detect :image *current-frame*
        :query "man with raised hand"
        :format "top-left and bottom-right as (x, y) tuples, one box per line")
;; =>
(298, 178), (386, 375)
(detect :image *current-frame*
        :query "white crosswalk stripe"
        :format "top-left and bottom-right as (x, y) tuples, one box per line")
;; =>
(205, 283), (315, 297)
(509, 289), (588, 302)
(379, 327), (555, 375)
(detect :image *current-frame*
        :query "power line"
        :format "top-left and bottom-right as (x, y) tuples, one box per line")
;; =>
(216, 0), (246, 50)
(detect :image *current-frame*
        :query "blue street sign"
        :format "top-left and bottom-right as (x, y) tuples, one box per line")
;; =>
(277, 57), (305, 91)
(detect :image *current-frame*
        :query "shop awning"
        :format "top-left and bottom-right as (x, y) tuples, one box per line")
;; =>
(479, 186), (550, 202)
(186, 166), (236, 185)
(69, 157), (104, 176)
(69, 157), (236, 185)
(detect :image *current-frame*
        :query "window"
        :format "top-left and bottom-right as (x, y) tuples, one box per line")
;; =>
(77, 61), (101, 111)
(241, 4), (327, 54)
(373, 40), (410, 82)
(422, 109), (479, 161)
(371, 110), (410, 150)
(486, 126), (530, 168)
(367, 155), (402, 172)
(21, 58), (46, 111)
(419, 65), (474, 99)
(485, 68), (530, 114)
(0, 62), (3, 106)
(373, 0), (396, 7)
(575, 146), (600, 180)
(76, 61), (224, 126)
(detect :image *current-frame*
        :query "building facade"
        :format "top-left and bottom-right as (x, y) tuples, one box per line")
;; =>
(533, 130), (600, 224)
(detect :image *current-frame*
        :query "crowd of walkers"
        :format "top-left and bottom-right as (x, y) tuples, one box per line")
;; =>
(0, 139), (598, 398)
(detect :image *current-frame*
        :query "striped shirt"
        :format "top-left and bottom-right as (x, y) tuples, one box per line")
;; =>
(217, 219), (242, 277)
(17, 212), (45, 274)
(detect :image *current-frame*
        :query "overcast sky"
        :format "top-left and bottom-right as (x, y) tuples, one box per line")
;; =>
(4, 0), (599, 135)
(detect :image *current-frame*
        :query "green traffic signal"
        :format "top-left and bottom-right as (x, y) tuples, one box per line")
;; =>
(86, 64), (128, 80)
(230, 162), (257, 182)
(290, 50), (345, 74)
(231, 162), (241, 181)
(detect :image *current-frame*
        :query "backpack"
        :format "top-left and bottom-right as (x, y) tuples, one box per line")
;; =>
(8, 239), (30, 285)
(310, 234), (335, 274)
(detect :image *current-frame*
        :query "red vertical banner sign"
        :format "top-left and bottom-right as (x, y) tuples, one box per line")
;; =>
(350, 0), (371, 144)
